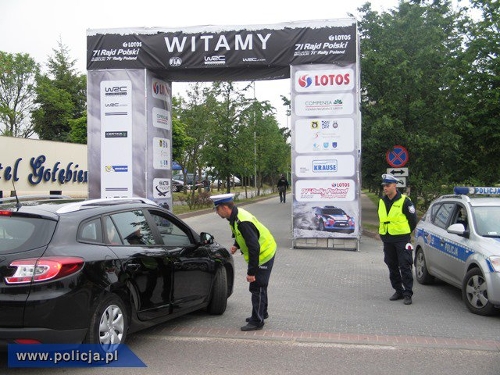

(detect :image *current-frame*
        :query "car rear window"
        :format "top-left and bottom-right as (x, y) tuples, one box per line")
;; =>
(0, 216), (56, 253)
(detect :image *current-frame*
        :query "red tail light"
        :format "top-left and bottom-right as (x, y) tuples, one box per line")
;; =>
(0, 210), (13, 216)
(4, 257), (84, 285)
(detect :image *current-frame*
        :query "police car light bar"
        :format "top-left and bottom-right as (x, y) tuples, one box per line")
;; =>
(454, 187), (500, 195)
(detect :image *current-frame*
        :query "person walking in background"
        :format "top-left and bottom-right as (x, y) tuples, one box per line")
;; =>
(277, 174), (289, 203)
(378, 174), (417, 305)
(211, 193), (277, 331)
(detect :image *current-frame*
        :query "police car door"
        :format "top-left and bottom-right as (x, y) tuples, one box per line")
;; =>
(426, 202), (467, 288)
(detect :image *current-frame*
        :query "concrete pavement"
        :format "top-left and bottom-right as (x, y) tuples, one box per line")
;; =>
(156, 192), (500, 352)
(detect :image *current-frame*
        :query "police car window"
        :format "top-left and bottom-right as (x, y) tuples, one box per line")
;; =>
(149, 212), (191, 247)
(110, 210), (157, 246)
(454, 206), (468, 228)
(473, 206), (500, 237)
(433, 203), (455, 230)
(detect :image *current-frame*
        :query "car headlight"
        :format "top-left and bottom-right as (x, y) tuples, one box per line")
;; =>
(488, 256), (500, 272)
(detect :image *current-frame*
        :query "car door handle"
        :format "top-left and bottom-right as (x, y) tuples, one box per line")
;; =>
(126, 263), (141, 271)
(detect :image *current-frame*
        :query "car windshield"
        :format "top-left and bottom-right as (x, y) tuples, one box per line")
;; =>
(472, 206), (500, 237)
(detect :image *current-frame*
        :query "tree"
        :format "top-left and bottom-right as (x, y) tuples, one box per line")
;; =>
(171, 96), (190, 163)
(450, 0), (500, 185)
(32, 40), (86, 142)
(358, 0), (468, 206)
(0, 52), (39, 137)
(201, 81), (250, 193)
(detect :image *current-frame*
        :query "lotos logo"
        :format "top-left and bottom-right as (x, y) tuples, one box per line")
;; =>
(298, 75), (313, 88)
(152, 79), (170, 100)
(295, 69), (354, 92)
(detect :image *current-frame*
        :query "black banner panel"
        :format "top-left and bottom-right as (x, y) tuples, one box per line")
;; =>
(87, 20), (357, 81)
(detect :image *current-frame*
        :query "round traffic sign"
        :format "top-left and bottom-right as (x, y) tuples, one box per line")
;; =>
(386, 145), (409, 168)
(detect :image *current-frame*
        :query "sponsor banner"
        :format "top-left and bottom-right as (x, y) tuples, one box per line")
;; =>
(291, 62), (361, 244)
(292, 201), (359, 238)
(153, 137), (171, 169)
(295, 155), (355, 177)
(147, 72), (173, 209)
(152, 107), (170, 130)
(87, 20), (357, 80)
(294, 68), (354, 93)
(8, 344), (146, 368)
(294, 117), (354, 153)
(100, 80), (133, 198)
(294, 93), (354, 117)
(295, 179), (356, 202)
(151, 78), (171, 101)
(153, 178), (172, 198)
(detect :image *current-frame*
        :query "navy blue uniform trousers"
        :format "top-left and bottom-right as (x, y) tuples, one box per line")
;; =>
(248, 255), (275, 326)
(383, 241), (413, 297)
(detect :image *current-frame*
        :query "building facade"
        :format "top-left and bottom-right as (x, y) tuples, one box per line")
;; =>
(0, 137), (88, 198)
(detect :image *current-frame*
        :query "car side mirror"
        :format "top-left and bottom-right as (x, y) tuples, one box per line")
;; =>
(200, 232), (214, 244)
(447, 223), (469, 238)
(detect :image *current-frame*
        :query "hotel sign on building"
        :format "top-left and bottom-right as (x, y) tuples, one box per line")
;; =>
(0, 137), (88, 198)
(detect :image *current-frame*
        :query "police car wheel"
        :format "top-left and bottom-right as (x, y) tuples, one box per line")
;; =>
(462, 268), (500, 316)
(415, 248), (434, 285)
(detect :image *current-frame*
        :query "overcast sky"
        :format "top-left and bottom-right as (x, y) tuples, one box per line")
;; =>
(0, 0), (398, 127)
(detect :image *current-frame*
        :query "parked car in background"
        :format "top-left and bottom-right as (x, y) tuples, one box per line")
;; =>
(0, 197), (234, 346)
(312, 206), (355, 233)
(213, 175), (241, 188)
(414, 186), (500, 316)
(172, 178), (184, 192)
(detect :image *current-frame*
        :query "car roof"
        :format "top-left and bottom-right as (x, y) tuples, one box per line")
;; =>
(434, 194), (500, 207)
(1, 197), (161, 219)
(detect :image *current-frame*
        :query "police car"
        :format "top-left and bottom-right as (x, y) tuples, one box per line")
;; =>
(414, 187), (500, 316)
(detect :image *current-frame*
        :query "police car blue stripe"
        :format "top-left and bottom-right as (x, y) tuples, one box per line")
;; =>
(416, 228), (473, 263)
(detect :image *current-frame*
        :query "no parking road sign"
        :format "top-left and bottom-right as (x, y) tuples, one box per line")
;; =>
(386, 145), (409, 168)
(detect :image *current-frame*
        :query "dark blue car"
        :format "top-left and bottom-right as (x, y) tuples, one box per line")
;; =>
(313, 206), (355, 233)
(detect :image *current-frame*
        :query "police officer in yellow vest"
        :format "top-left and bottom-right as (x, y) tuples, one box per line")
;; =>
(378, 174), (417, 305)
(211, 193), (277, 331)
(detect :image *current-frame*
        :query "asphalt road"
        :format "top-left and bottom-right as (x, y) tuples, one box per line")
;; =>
(2, 193), (500, 374)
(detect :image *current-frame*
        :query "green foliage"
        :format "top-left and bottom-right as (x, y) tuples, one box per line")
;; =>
(32, 41), (86, 141)
(357, 0), (499, 210)
(68, 115), (87, 144)
(0, 52), (39, 137)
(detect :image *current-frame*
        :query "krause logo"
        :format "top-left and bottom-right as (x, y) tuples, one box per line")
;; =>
(204, 55), (226, 65)
(295, 69), (354, 92)
(312, 159), (338, 172)
(152, 79), (170, 100)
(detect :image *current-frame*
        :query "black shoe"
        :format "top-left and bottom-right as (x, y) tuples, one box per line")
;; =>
(241, 323), (263, 331)
(404, 296), (412, 305)
(246, 313), (269, 322)
(389, 292), (404, 301)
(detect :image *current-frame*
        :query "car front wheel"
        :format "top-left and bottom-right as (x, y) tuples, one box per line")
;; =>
(415, 248), (434, 284)
(207, 266), (228, 315)
(462, 268), (499, 316)
(86, 294), (128, 345)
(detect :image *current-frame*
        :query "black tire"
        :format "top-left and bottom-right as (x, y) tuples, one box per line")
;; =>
(415, 248), (434, 285)
(462, 268), (499, 316)
(85, 294), (128, 345)
(318, 221), (325, 231)
(207, 266), (228, 315)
